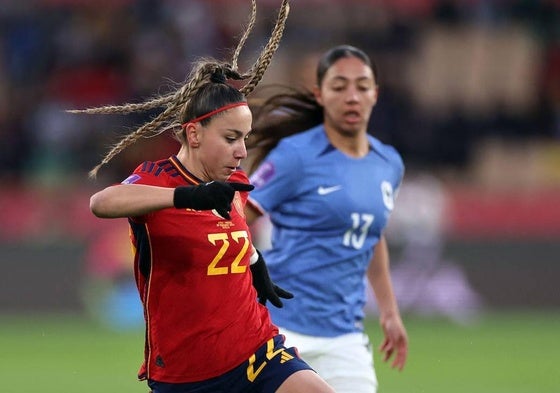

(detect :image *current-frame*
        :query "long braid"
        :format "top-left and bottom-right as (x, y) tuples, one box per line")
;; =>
(74, 0), (290, 178)
(231, 0), (257, 72)
(87, 104), (179, 178)
(68, 64), (222, 118)
(88, 65), (217, 178)
(66, 93), (175, 115)
(240, 0), (290, 96)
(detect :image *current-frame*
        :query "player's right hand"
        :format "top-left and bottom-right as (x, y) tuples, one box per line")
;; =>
(173, 181), (254, 219)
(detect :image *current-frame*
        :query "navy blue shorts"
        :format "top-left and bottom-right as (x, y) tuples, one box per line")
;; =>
(148, 335), (314, 393)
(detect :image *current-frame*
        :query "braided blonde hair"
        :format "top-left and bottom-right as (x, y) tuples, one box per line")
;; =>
(69, 0), (290, 178)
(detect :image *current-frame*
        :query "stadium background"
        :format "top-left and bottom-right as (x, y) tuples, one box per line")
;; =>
(0, 1), (559, 392)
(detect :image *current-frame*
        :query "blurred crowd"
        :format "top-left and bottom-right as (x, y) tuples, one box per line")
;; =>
(1, 0), (558, 322)
(0, 0), (558, 186)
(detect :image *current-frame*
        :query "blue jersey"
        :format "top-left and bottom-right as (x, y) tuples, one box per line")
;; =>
(248, 125), (404, 337)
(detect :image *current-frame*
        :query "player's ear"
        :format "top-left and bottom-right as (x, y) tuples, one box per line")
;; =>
(371, 85), (379, 108)
(313, 85), (324, 107)
(185, 123), (200, 148)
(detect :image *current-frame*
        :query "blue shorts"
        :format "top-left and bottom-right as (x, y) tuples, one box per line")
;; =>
(148, 335), (314, 393)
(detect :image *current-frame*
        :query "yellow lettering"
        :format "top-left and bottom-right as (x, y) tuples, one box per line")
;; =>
(247, 353), (267, 382)
(246, 339), (293, 382)
(265, 337), (285, 360)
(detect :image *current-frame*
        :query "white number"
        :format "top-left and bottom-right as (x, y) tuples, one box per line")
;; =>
(342, 213), (374, 250)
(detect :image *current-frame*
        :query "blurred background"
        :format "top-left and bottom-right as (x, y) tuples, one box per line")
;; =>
(0, 1), (559, 392)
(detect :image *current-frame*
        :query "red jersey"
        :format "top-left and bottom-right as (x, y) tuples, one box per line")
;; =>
(123, 156), (278, 383)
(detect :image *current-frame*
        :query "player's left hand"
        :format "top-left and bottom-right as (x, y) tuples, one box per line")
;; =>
(379, 314), (408, 371)
(250, 249), (294, 308)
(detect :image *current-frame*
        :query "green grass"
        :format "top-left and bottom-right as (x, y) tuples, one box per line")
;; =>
(371, 312), (560, 393)
(0, 314), (144, 393)
(0, 312), (559, 393)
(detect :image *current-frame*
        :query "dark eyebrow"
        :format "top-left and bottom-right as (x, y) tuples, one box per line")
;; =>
(331, 75), (372, 83)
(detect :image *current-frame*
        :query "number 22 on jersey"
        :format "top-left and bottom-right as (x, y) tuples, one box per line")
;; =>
(207, 230), (250, 275)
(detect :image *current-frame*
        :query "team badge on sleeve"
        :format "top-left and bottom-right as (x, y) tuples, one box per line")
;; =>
(381, 180), (394, 211)
(250, 161), (275, 188)
(122, 174), (141, 184)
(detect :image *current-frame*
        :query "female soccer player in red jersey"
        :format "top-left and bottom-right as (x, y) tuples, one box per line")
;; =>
(71, 2), (334, 392)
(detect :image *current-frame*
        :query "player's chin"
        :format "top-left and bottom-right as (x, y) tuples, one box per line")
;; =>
(218, 167), (236, 181)
(340, 124), (363, 137)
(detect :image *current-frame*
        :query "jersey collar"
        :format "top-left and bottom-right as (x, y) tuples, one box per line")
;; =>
(316, 125), (385, 159)
(169, 155), (203, 185)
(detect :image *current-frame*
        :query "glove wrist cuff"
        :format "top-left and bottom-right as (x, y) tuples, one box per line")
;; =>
(250, 249), (260, 265)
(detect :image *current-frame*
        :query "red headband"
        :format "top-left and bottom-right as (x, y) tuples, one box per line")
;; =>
(181, 102), (248, 128)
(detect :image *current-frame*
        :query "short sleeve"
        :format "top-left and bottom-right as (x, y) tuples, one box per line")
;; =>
(121, 161), (169, 187)
(248, 140), (302, 213)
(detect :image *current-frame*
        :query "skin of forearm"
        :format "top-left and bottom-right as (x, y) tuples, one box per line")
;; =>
(367, 236), (401, 319)
(369, 271), (400, 321)
(90, 184), (175, 218)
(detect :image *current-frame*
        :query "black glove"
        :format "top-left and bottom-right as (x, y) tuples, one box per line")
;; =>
(250, 249), (294, 308)
(173, 181), (254, 219)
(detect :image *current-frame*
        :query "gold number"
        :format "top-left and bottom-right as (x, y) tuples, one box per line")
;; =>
(230, 231), (249, 274)
(246, 339), (294, 382)
(265, 339), (284, 360)
(207, 233), (229, 275)
(247, 352), (267, 382)
(207, 231), (249, 276)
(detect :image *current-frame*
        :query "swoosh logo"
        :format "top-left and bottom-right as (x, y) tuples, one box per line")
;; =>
(317, 185), (342, 195)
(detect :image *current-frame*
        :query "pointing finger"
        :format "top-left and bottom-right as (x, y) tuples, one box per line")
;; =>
(228, 182), (255, 192)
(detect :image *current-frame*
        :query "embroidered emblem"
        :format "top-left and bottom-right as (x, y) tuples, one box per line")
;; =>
(381, 181), (394, 211)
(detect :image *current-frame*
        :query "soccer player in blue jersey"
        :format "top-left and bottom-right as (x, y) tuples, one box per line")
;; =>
(245, 45), (408, 393)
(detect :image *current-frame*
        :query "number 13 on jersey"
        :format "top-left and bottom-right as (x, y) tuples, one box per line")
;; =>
(343, 213), (374, 250)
